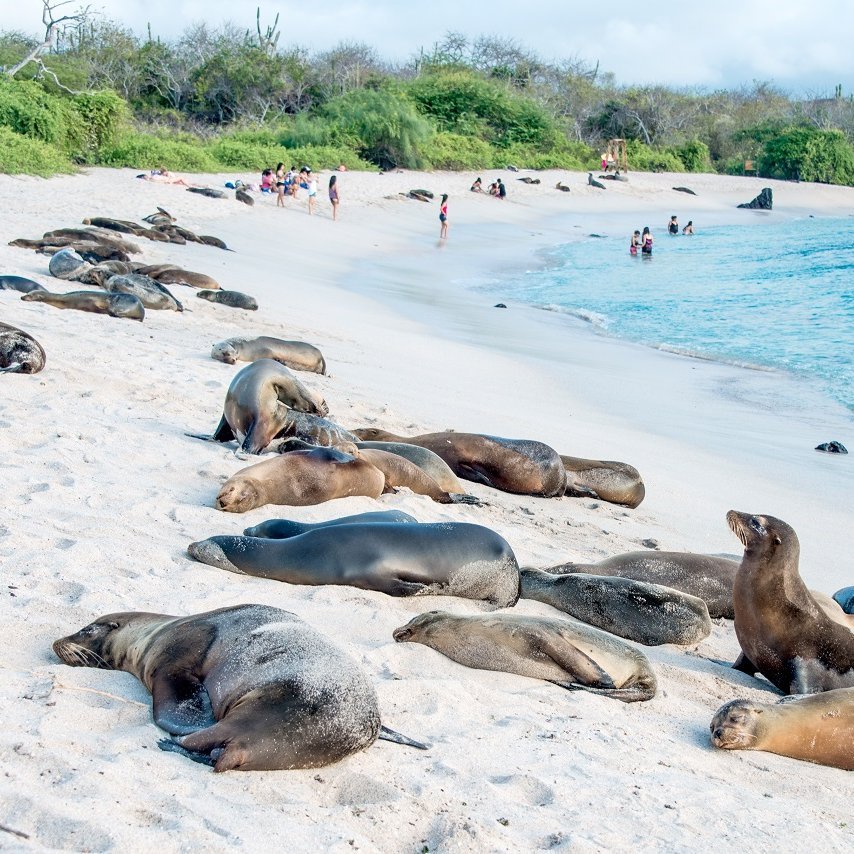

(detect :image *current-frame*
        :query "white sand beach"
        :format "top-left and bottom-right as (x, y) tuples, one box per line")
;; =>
(1, 166), (852, 851)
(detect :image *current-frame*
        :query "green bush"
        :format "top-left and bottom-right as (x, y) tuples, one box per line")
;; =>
(0, 78), (74, 146)
(428, 132), (496, 169)
(207, 138), (289, 169)
(675, 139), (712, 172)
(759, 126), (854, 185)
(626, 140), (685, 173)
(272, 145), (374, 172)
(71, 90), (128, 157)
(96, 131), (220, 171)
(0, 126), (73, 176)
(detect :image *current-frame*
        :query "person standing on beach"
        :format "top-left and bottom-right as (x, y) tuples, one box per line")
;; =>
(275, 163), (286, 207)
(329, 175), (340, 221)
(307, 174), (318, 215)
(641, 226), (653, 255)
(439, 194), (449, 239)
(497, 179), (507, 200)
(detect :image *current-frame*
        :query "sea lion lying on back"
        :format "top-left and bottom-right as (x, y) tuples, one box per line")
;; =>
(53, 604), (425, 771)
(0, 322), (46, 374)
(212, 337), (326, 374)
(728, 510), (854, 694)
(351, 429), (566, 497)
(194, 359), (328, 455)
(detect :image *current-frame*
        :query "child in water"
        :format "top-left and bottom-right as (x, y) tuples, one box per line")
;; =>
(630, 230), (641, 255)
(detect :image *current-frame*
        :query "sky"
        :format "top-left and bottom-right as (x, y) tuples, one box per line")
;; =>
(8, 0), (854, 93)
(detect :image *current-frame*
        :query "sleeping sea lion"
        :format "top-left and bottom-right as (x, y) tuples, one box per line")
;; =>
(105, 274), (183, 312)
(393, 611), (656, 702)
(197, 290), (257, 310)
(0, 322), (46, 374)
(21, 289), (145, 321)
(351, 429), (566, 497)
(268, 414), (358, 453)
(189, 522), (520, 605)
(560, 454), (645, 508)
(728, 510), (854, 693)
(0, 275), (46, 293)
(244, 509), (417, 539)
(53, 604), (425, 771)
(710, 688), (854, 770)
(355, 441), (465, 494)
(214, 447), (385, 512)
(195, 359), (328, 455)
(212, 337), (326, 374)
(520, 568), (711, 646)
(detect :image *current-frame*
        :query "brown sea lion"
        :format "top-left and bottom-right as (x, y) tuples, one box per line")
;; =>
(195, 359), (329, 455)
(351, 429), (566, 497)
(710, 688), (854, 770)
(393, 611), (656, 703)
(0, 322), (46, 374)
(211, 336), (326, 373)
(189, 522), (519, 604)
(197, 290), (257, 310)
(520, 568), (711, 646)
(215, 447), (385, 512)
(541, 551), (738, 619)
(53, 604), (425, 772)
(728, 511), (854, 693)
(140, 266), (220, 290)
(269, 414), (359, 453)
(355, 441), (465, 494)
(21, 289), (145, 321)
(105, 274), (183, 312)
(560, 454), (645, 508)
(243, 509), (418, 539)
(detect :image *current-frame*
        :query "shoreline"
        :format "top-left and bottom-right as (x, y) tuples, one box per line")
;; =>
(1, 166), (852, 850)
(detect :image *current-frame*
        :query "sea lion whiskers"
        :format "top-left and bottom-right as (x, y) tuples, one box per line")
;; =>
(56, 640), (112, 669)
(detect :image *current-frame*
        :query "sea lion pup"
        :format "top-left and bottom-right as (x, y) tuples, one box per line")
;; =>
(138, 266), (220, 290)
(834, 586), (854, 615)
(212, 336), (326, 374)
(0, 322), (46, 374)
(710, 688), (854, 771)
(520, 569), (711, 646)
(189, 522), (520, 605)
(104, 274), (183, 312)
(0, 275), (46, 293)
(728, 510), (854, 693)
(560, 455), (645, 508)
(215, 447), (385, 512)
(546, 551), (738, 619)
(195, 359), (329, 455)
(357, 448), (481, 505)
(21, 289), (145, 321)
(198, 234), (231, 250)
(53, 604), (426, 772)
(351, 429), (566, 497)
(393, 611), (656, 703)
(355, 441), (465, 494)
(244, 509), (417, 539)
(197, 289), (258, 310)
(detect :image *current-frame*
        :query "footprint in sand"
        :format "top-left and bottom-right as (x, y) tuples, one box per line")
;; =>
(330, 772), (401, 806)
(489, 773), (555, 806)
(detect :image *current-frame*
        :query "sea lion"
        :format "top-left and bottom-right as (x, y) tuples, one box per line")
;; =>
(47, 248), (89, 280)
(142, 207), (176, 225)
(0, 275), (46, 293)
(244, 509), (417, 539)
(21, 289), (145, 321)
(197, 289), (257, 310)
(139, 266), (220, 290)
(236, 188), (254, 206)
(268, 414), (358, 453)
(834, 587), (854, 614)
(214, 447), (385, 512)
(197, 359), (328, 455)
(351, 429), (566, 497)
(81, 216), (148, 236)
(545, 551), (738, 619)
(0, 322), (46, 374)
(728, 510), (854, 693)
(105, 274), (183, 312)
(710, 688), (854, 771)
(44, 228), (141, 255)
(355, 441), (465, 494)
(198, 235), (231, 250)
(187, 187), (227, 199)
(53, 604), (425, 772)
(356, 448), (480, 505)
(189, 522), (520, 605)
(212, 336), (326, 374)
(393, 611), (656, 703)
(560, 455), (645, 508)
(810, 590), (854, 630)
(520, 568), (711, 646)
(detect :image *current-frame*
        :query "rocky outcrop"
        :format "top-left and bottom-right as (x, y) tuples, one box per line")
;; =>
(737, 188), (773, 209)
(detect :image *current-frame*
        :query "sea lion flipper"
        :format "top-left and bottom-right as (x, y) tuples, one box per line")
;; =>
(447, 493), (485, 506)
(377, 725), (430, 750)
(157, 738), (217, 767)
(537, 636), (614, 687)
(152, 672), (215, 735)
(732, 651), (759, 676)
(212, 414), (235, 444)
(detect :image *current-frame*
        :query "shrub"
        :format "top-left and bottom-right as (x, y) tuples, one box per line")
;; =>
(428, 132), (496, 169)
(626, 140), (685, 173)
(71, 90), (128, 157)
(96, 131), (220, 171)
(759, 126), (854, 185)
(675, 139), (712, 172)
(0, 78), (73, 146)
(274, 145), (374, 172)
(0, 126), (73, 176)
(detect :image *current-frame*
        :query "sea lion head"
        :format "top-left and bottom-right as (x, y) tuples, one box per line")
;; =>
(392, 611), (447, 643)
(216, 477), (261, 513)
(211, 340), (239, 364)
(53, 612), (161, 669)
(710, 698), (766, 750)
(726, 511), (797, 562)
(20, 291), (47, 302)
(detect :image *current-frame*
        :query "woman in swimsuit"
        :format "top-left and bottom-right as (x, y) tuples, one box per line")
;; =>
(630, 230), (641, 255)
(682, 220), (694, 234)
(439, 194), (449, 239)
(307, 175), (318, 215)
(275, 162), (286, 207)
(329, 175), (340, 221)
(641, 226), (653, 256)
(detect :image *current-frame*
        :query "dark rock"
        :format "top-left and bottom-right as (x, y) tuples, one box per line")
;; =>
(815, 440), (848, 454)
(737, 188), (772, 210)
(673, 186), (696, 195)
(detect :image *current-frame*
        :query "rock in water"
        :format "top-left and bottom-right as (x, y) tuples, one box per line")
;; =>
(737, 188), (773, 210)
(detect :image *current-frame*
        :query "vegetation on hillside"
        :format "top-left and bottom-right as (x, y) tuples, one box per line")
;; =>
(1, 6), (853, 183)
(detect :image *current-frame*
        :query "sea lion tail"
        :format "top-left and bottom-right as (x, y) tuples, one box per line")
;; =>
(447, 493), (486, 506)
(378, 725), (430, 750)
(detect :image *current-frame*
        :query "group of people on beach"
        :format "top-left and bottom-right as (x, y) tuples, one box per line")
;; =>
(630, 215), (694, 255)
(470, 176), (507, 199)
(259, 164), (341, 220)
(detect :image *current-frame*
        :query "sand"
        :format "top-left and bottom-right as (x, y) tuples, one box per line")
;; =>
(1, 166), (852, 851)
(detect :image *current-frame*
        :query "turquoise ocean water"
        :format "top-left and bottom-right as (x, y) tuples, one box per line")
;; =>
(486, 217), (854, 413)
